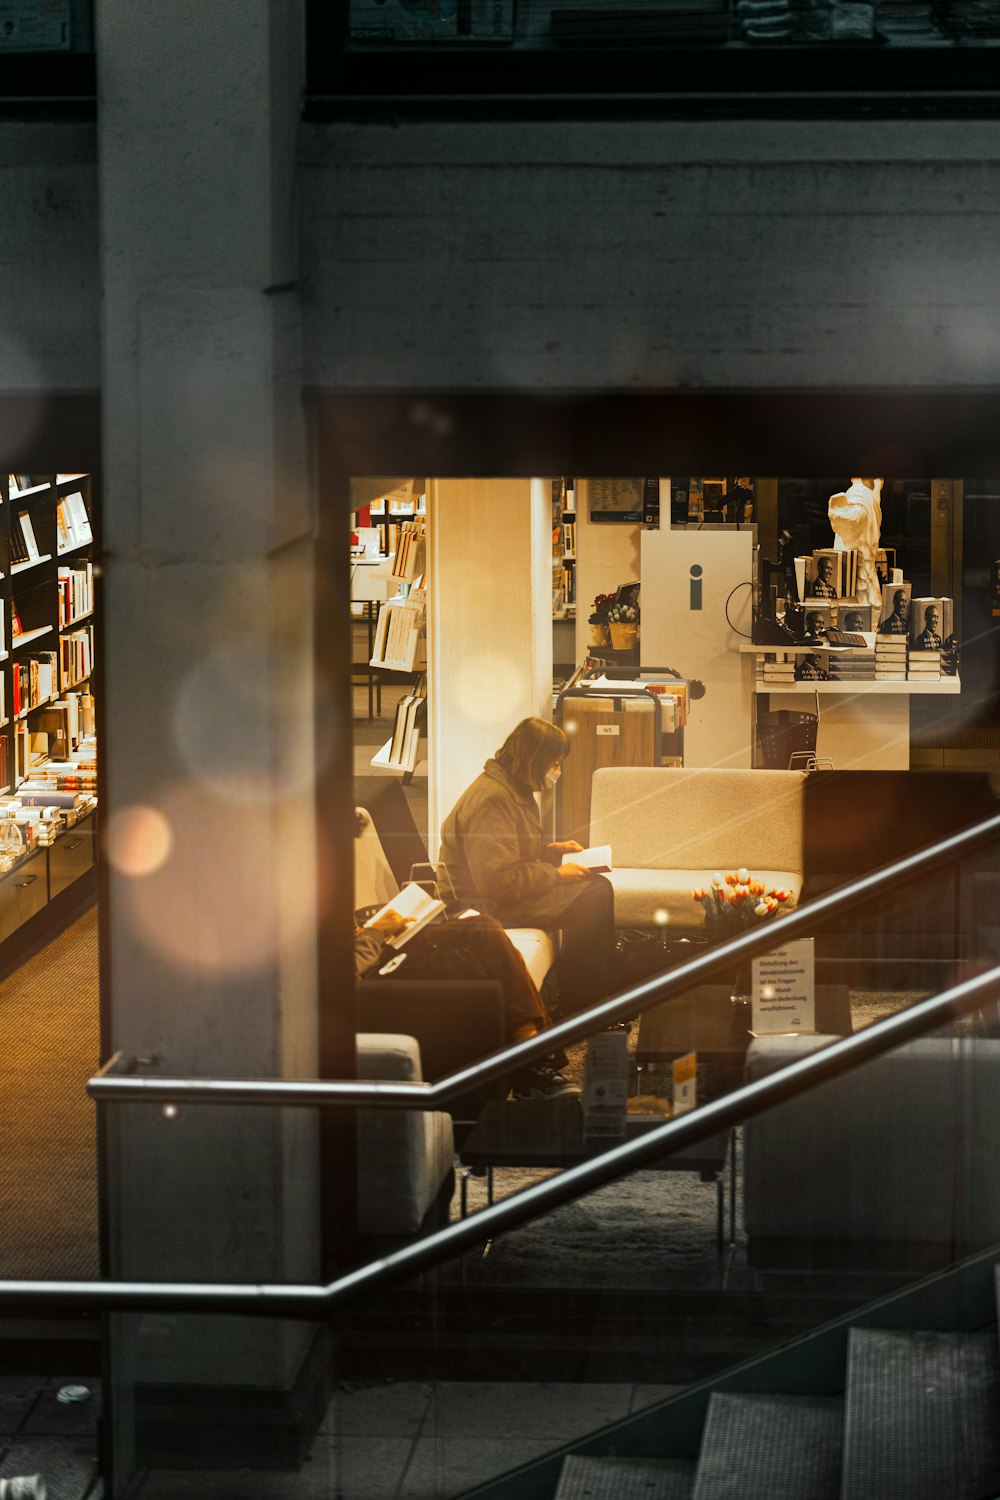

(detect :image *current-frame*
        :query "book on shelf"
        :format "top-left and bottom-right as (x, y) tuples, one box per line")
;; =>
(9, 509), (30, 565)
(56, 490), (92, 553)
(17, 511), (40, 563)
(382, 684), (426, 771)
(563, 844), (612, 873)
(363, 880), (445, 949)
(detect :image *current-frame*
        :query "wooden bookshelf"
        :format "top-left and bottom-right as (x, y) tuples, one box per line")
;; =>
(0, 471), (97, 947)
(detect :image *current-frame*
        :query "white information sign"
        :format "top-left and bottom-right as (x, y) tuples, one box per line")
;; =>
(752, 937), (816, 1035)
(583, 1031), (629, 1138)
(0, 0), (71, 49)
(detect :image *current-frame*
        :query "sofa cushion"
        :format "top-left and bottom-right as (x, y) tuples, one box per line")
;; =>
(590, 767), (804, 875)
(743, 1035), (1000, 1247)
(608, 867), (803, 932)
(356, 1033), (455, 1236)
(505, 927), (558, 989)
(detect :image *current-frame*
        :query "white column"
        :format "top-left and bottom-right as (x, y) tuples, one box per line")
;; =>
(96, 0), (317, 1420)
(426, 478), (552, 859)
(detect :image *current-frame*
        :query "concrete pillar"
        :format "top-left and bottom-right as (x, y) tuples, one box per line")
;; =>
(426, 478), (552, 859)
(96, 0), (320, 1471)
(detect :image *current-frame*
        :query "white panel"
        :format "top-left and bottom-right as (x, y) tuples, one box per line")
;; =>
(641, 528), (755, 768)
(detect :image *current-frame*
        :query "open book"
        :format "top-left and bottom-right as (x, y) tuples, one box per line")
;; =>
(363, 880), (445, 949)
(562, 844), (613, 874)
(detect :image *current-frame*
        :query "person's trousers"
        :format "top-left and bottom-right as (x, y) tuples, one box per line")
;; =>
(549, 875), (616, 1015)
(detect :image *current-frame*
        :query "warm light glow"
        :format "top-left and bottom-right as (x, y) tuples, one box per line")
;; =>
(106, 805), (173, 877)
(122, 783), (313, 977)
(653, 908), (669, 926)
(162, 1104), (179, 1120)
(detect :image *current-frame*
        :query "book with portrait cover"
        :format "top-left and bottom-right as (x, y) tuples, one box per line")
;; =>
(878, 581), (912, 635)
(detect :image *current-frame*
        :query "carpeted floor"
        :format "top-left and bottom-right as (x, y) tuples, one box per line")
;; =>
(0, 904), (100, 1279)
(452, 989), (930, 1295)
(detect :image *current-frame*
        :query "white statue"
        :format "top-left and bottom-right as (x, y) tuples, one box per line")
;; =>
(828, 476), (883, 610)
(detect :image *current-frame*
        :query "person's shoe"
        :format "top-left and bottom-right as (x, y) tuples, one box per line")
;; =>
(511, 1062), (581, 1101)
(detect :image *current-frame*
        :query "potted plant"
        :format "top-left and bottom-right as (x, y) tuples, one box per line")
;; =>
(607, 596), (640, 650)
(588, 593), (616, 647)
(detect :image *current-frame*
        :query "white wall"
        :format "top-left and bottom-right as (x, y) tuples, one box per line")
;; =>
(574, 479), (641, 664)
(300, 121), (1000, 392)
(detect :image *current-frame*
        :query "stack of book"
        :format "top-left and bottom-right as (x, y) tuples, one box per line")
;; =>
(379, 682), (427, 773)
(371, 599), (426, 672)
(908, 649), (942, 682)
(875, 637), (908, 681)
(828, 645), (876, 682)
(390, 520), (427, 582)
(758, 652), (797, 686)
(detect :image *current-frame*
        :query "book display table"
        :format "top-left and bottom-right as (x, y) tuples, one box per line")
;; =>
(635, 983), (852, 1103)
(741, 642), (961, 769)
(458, 1097), (732, 1248)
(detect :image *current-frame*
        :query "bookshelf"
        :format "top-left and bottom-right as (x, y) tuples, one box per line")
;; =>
(552, 477), (576, 619)
(0, 471), (98, 948)
(366, 484), (429, 777)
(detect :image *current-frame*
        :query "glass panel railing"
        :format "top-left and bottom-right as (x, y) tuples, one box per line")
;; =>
(94, 814), (1000, 1497)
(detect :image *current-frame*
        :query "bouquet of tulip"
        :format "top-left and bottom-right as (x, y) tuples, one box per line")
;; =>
(608, 598), (639, 624)
(692, 869), (792, 937)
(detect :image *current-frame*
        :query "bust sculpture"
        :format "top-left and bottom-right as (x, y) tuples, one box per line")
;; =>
(828, 476), (883, 610)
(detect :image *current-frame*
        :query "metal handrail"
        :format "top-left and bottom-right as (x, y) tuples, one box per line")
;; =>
(87, 809), (1000, 1109)
(5, 959), (1000, 1316)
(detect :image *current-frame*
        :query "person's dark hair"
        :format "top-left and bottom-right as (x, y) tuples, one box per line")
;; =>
(496, 717), (570, 791)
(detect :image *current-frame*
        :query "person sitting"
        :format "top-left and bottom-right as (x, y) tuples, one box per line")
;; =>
(436, 716), (616, 1019)
(354, 815), (576, 1099)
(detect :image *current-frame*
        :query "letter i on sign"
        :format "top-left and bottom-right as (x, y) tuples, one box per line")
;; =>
(690, 564), (703, 611)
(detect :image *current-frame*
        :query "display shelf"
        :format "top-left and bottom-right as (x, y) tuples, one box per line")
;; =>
(754, 677), (961, 696)
(11, 626), (53, 650)
(60, 675), (91, 693)
(56, 539), (92, 559)
(60, 609), (93, 631)
(11, 553), (53, 576)
(16, 693), (57, 720)
(9, 482), (51, 499)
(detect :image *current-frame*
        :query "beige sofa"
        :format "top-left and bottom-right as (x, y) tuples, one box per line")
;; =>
(743, 1033), (1000, 1277)
(356, 1032), (455, 1238)
(588, 767), (805, 932)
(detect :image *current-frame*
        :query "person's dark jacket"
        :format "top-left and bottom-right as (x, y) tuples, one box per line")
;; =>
(437, 758), (562, 912)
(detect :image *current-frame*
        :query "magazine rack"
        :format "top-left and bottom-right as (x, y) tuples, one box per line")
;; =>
(757, 693), (820, 770)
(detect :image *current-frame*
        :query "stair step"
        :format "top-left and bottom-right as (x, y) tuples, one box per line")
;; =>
(555, 1455), (696, 1499)
(691, 1393), (842, 1500)
(842, 1326), (1000, 1499)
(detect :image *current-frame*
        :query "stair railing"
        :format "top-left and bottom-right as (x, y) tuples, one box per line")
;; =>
(1, 810), (999, 1317)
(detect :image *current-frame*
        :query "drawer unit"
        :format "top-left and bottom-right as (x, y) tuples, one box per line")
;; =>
(48, 814), (96, 898)
(0, 850), (49, 943)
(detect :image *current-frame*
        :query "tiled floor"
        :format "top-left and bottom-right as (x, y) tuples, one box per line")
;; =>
(8, 1369), (680, 1500)
(135, 1380), (681, 1499)
(0, 1375), (101, 1500)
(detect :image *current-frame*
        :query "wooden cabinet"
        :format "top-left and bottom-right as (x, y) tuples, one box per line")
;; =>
(49, 813), (96, 898)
